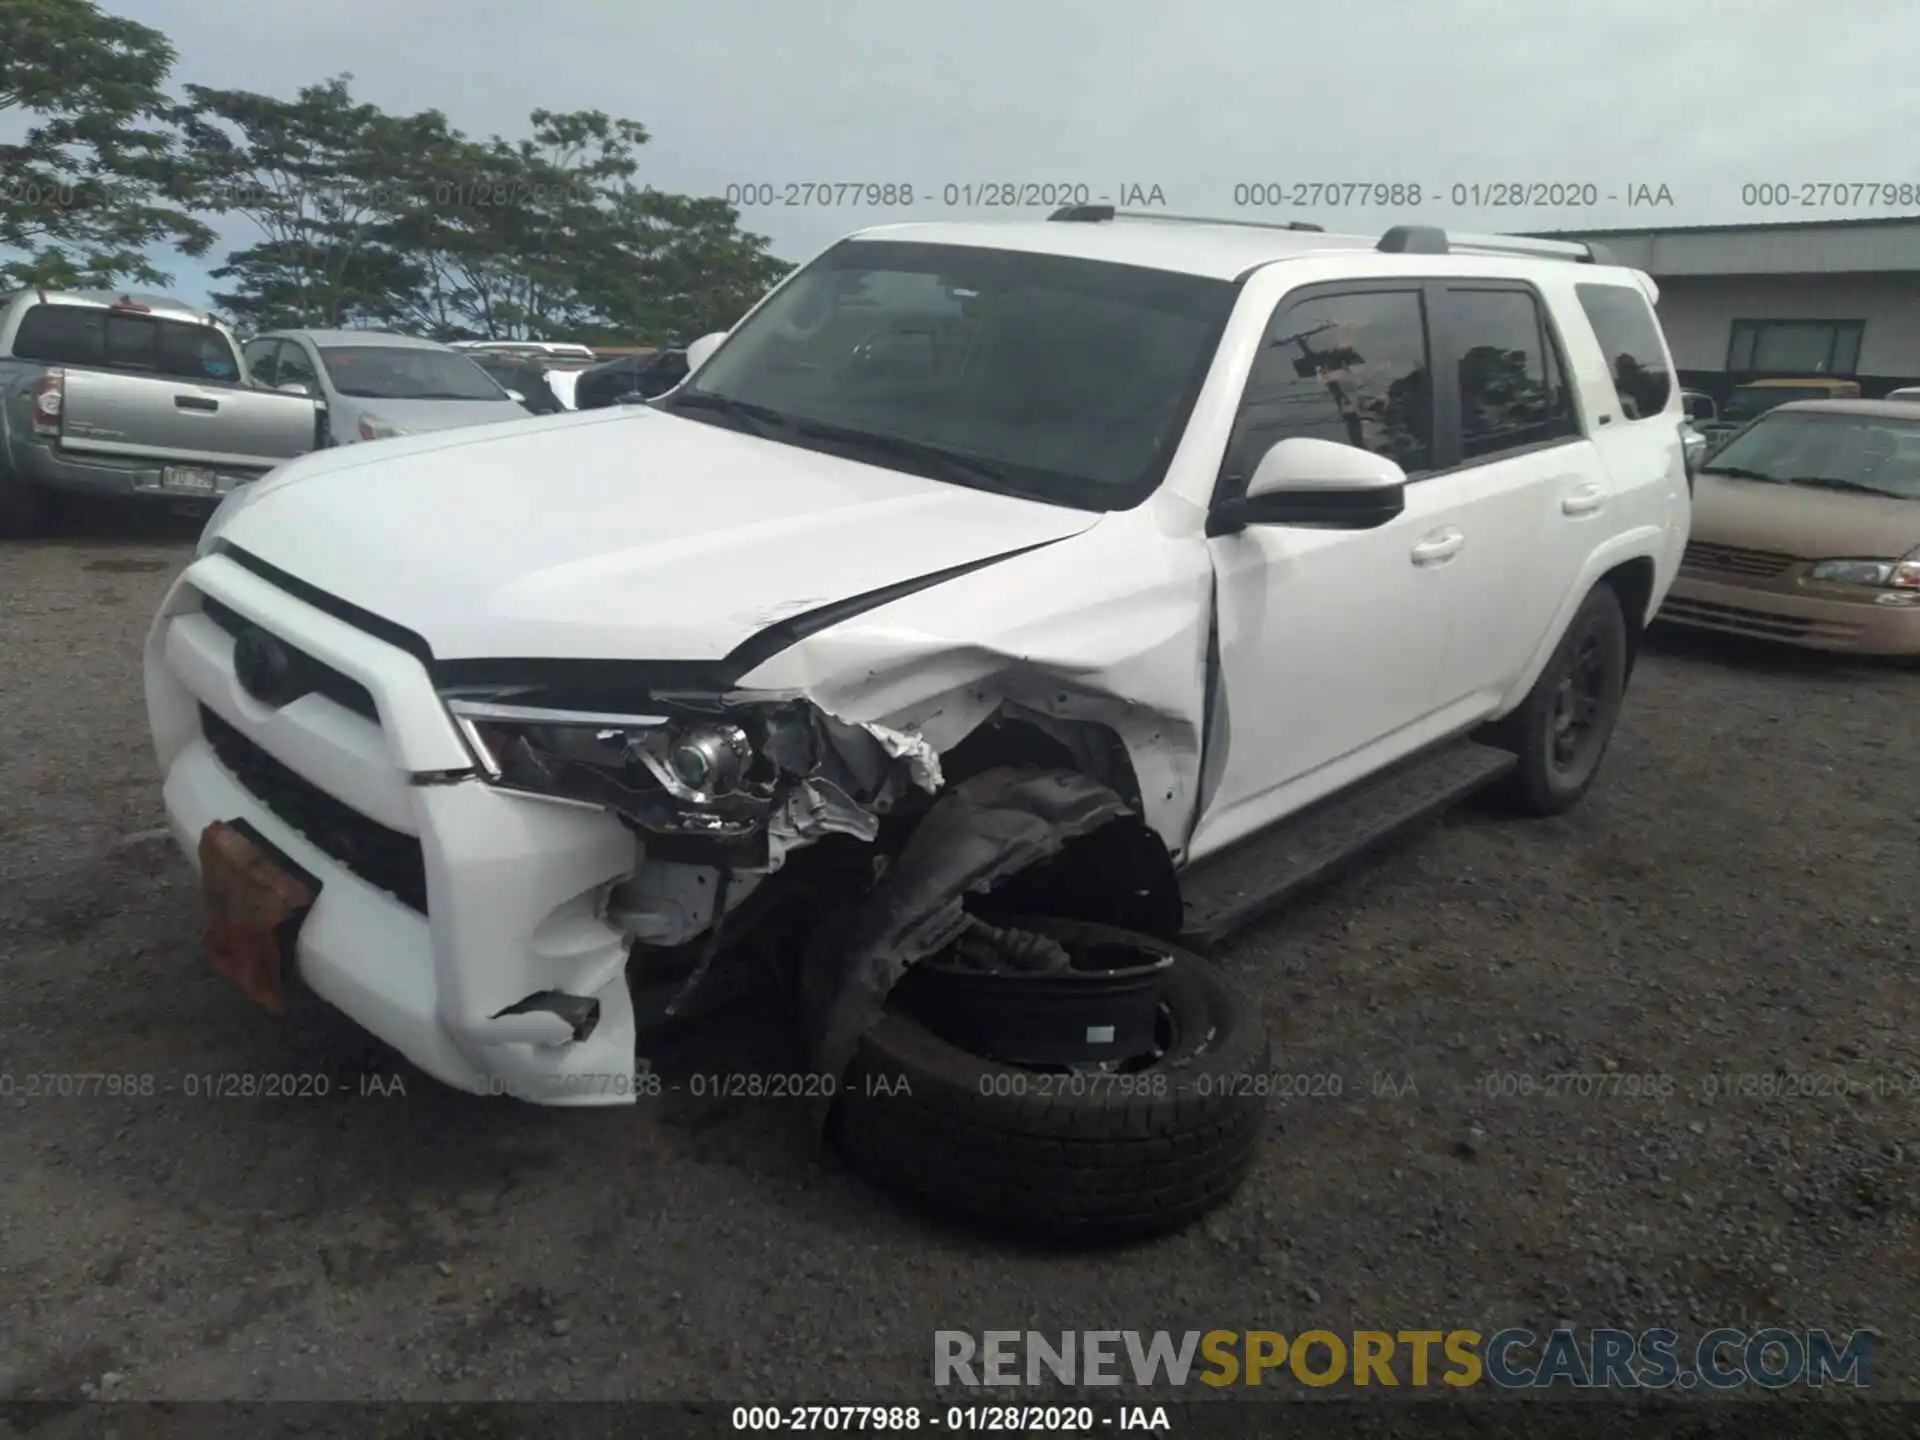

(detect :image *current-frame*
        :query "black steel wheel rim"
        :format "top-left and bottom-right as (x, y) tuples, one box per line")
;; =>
(904, 924), (1178, 1072)
(1550, 628), (1607, 770)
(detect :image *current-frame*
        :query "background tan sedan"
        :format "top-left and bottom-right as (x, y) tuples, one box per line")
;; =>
(1662, 400), (1920, 654)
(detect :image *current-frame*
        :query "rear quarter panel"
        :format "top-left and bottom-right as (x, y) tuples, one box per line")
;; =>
(1499, 269), (1690, 702)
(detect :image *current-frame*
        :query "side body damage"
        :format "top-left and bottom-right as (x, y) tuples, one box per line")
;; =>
(608, 502), (1216, 1082)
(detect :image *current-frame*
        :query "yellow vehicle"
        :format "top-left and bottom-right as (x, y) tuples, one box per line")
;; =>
(1722, 377), (1863, 424)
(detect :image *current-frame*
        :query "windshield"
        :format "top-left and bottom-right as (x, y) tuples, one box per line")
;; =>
(659, 239), (1237, 510)
(1724, 386), (1843, 421)
(11, 304), (240, 382)
(317, 345), (508, 401)
(1703, 410), (1920, 499)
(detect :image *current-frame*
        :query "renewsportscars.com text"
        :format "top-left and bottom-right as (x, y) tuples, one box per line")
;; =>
(934, 1327), (1874, 1390)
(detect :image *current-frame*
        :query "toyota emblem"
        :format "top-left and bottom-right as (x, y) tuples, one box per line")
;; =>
(232, 627), (301, 707)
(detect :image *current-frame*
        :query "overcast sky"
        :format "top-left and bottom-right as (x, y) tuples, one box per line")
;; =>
(90, 0), (1920, 311)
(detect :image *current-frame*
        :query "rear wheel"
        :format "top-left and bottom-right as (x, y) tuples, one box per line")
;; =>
(829, 917), (1270, 1243)
(1489, 583), (1627, 815)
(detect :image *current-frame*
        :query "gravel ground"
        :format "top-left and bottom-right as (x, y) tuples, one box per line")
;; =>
(2, 515), (1917, 1411)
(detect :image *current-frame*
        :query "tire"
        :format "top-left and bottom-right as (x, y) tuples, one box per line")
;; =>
(1489, 583), (1628, 816)
(829, 922), (1270, 1243)
(0, 465), (43, 539)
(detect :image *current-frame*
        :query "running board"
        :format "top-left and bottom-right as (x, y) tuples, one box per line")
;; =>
(1177, 740), (1517, 950)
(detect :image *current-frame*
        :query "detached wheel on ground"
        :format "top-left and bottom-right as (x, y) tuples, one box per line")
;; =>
(1488, 582), (1628, 816)
(828, 917), (1270, 1243)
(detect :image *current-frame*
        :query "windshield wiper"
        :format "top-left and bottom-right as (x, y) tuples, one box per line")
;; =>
(788, 418), (1010, 491)
(661, 393), (1025, 495)
(659, 390), (795, 439)
(1785, 475), (1905, 497)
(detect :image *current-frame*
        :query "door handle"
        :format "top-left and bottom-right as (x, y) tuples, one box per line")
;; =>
(1562, 483), (1605, 516)
(1411, 528), (1465, 566)
(175, 395), (218, 412)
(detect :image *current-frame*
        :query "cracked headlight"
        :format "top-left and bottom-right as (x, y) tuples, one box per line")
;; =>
(442, 696), (782, 839)
(1807, 552), (1920, 588)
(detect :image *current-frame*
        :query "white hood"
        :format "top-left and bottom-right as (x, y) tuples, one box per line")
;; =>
(218, 407), (1101, 662)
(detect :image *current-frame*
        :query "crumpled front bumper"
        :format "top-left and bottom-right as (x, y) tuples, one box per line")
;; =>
(145, 553), (650, 1104)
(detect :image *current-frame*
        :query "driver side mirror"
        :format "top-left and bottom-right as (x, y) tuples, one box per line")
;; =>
(685, 332), (727, 374)
(275, 380), (314, 398)
(1208, 437), (1408, 536)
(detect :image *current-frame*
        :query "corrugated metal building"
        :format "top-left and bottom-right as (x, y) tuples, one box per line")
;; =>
(1533, 216), (1920, 406)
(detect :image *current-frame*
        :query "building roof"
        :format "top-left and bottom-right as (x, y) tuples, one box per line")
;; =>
(1532, 214), (1920, 239)
(1527, 214), (1920, 277)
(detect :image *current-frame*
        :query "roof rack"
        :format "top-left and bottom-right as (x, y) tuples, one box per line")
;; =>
(1048, 204), (1324, 233)
(1376, 224), (1617, 266)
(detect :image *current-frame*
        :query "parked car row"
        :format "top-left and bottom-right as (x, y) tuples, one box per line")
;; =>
(0, 293), (697, 536)
(1667, 398), (1920, 653)
(0, 290), (321, 537)
(239, 330), (531, 443)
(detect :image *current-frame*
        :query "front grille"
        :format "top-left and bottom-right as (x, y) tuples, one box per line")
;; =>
(199, 704), (427, 913)
(1681, 541), (1797, 579)
(1661, 596), (1862, 643)
(196, 594), (380, 722)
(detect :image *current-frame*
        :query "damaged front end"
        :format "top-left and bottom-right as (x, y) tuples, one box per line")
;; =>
(439, 681), (947, 1017)
(440, 679), (1171, 1110)
(444, 686), (941, 870)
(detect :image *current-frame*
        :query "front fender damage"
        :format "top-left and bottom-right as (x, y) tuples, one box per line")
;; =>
(796, 766), (1133, 1102)
(764, 711), (943, 864)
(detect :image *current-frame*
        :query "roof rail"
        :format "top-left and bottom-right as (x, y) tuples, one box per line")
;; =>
(1048, 205), (1324, 233)
(1375, 224), (1617, 265)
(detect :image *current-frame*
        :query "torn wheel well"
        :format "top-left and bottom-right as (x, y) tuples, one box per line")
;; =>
(965, 815), (1183, 940)
(798, 766), (1169, 1083)
(933, 715), (1180, 937)
(939, 712), (1143, 810)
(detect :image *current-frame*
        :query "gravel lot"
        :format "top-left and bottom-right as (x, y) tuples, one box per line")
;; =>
(2, 515), (1917, 1412)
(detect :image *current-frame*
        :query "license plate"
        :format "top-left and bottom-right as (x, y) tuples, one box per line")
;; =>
(161, 466), (217, 494)
(198, 820), (316, 1014)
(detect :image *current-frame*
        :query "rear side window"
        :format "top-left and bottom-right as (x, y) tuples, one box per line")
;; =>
(1575, 283), (1671, 421)
(1440, 287), (1578, 460)
(10, 304), (240, 383)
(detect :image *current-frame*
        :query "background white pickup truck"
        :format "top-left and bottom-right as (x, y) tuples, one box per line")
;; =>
(0, 289), (323, 537)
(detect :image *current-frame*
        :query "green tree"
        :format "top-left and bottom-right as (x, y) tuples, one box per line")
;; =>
(580, 187), (791, 343)
(383, 109), (649, 340)
(173, 72), (789, 345)
(0, 0), (212, 288)
(341, 103), (791, 345)
(172, 75), (450, 329)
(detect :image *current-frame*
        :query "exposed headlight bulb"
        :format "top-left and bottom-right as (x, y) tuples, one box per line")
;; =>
(666, 723), (753, 797)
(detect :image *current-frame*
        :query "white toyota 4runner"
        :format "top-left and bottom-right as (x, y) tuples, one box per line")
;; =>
(145, 209), (1692, 1239)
